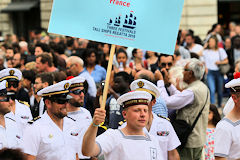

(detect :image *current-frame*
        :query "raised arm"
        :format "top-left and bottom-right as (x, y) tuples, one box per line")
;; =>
(82, 108), (106, 157)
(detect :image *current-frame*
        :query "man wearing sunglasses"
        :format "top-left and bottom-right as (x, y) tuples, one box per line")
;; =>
(0, 68), (32, 126)
(156, 54), (174, 87)
(22, 80), (83, 160)
(0, 80), (22, 150)
(67, 76), (92, 160)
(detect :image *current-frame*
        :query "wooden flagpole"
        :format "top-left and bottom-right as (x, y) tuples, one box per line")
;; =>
(100, 44), (116, 109)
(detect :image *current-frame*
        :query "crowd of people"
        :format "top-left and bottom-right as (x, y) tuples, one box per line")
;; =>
(0, 21), (240, 160)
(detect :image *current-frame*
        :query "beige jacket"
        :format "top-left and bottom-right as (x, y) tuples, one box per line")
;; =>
(176, 80), (210, 148)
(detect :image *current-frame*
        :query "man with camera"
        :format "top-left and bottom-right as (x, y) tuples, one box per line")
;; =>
(155, 58), (210, 160)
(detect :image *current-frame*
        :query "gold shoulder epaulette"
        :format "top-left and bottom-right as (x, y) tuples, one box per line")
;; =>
(18, 100), (30, 107)
(118, 119), (126, 126)
(157, 114), (170, 121)
(28, 116), (41, 124)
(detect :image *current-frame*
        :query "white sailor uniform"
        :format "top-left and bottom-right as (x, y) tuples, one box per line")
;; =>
(0, 115), (22, 149)
(146, 113), (180, 159)
(22, 113), (82, 160)
(15, 100), (33, 123)
(67, 107), (92, 159)
(67, 107), (92, 126)
(96, 129), (164, 160)
(214, 118), (240, 160)
(119, 112), (180, 159)
(4, 99), (32, 136)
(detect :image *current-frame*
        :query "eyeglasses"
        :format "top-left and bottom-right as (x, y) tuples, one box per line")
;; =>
(66, 64), (75, 70)
(7, 81), (19, 88)
(70, 89), (85, 95)
(51, 98), (69, 104)
(184, 68), (192, 72)
(160, 62), (172, 68)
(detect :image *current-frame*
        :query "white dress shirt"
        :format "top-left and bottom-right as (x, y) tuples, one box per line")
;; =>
(22, 112), (82, 160)
(0, 115), (22, 149)
(67, 107), (92, 159)
(157, 80), (194, 110)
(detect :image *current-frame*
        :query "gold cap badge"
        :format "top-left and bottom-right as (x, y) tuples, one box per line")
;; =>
(137, 81), (144, 88)
(9, 70), (15, 76)
(64, 83), (70, 89)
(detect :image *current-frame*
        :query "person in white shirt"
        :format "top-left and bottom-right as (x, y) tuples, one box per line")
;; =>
(119, 79), (181, 160)
(82, 91), (164, 160)
(214, 76), (240, 160)
(0, 80), (22, 149)
(185, 33), (203, 55)
(22, 80), (82, 160)
(67, 76), (92, 159)
(201, 35), (228, 108)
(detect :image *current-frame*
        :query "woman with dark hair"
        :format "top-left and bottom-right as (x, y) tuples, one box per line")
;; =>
(145, 51), (158, 68)
(201, 35), (229, 107)
(110, 48), (135, 86)
(129, 48), (148, 72)
(100, 43), (111, 70)
(84, 48), (106, 85)
(204, 104), (221, 160)
(113, 48), (135, 75)
(205, 23), (223, 45)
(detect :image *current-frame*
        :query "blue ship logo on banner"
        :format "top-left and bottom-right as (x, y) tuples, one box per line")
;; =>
(108, 12), (136, 29)
(48, 0), (184, 55)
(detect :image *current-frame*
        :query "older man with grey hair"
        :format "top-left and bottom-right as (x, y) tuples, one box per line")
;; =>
(66, 56), (96, 97)
(155, 58), (210, 160)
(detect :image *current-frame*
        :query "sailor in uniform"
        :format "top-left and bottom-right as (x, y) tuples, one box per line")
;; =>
(0, 80), (22, 149)
(82, 91), (164, 160)
(67, 76), (92, 159)
(0, 68), (32, 134)
(214, 76), (240, 160)
(120, 79), (181, 160)
(22, 80), (84, 160)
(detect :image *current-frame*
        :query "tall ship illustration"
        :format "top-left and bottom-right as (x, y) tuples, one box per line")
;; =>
(107, 18), (113, 25)
(108, 16), (121, 26)
(123, 12), (136, 29)
(114, 16), (121, 26)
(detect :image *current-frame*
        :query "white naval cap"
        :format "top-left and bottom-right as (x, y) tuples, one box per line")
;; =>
(130, 79), (160, 98)
(117, 91), (152, 108)
(37, 80), (71, 97)
(225, 73), (240, 92)
(0, 80), (7, 96)
(67, 76), (85, 89)
(0, 80), (7, 90)
(0, 68), (22, 82)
